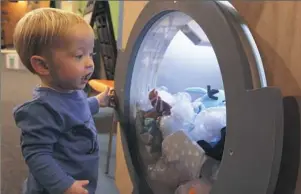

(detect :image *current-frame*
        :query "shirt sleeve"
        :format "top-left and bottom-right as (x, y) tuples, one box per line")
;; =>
(14, 101), (75, 194)
(87, 96), (100, 115)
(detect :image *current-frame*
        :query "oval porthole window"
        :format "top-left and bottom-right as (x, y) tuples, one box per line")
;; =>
(115, 1), (283, 194)
(129, 10), (226, 194)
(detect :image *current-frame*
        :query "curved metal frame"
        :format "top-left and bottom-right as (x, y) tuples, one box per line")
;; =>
(115, 1), (284, 194)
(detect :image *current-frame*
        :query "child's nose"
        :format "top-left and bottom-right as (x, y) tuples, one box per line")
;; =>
(85, 63), (93, 68)
(85, 59), (94, 69)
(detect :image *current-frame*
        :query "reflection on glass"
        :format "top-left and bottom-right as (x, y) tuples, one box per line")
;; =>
(130, 11), (226, 194)
(241, 24), (267, 87)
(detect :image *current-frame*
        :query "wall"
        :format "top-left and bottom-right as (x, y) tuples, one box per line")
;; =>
(233, 1), (301, 97)
(109, 1), (120, 39)
(60, 1), (73, 12)
(122, 1), (148, 49)
(73, 1), (88, 15)
(0, 1), (120, 46)
(1, 1), (49, 47)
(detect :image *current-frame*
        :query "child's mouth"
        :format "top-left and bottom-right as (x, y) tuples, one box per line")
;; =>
(82, 73), (92, 82)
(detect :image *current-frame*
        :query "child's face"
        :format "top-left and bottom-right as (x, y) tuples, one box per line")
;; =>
(48, 23), (95, 91)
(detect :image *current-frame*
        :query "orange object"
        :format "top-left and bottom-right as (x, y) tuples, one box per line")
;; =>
(88, 79), (115, 92)
(188, 187), (196, 194)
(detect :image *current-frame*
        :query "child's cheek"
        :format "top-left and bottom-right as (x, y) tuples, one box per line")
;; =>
(60, 66), (83, 80)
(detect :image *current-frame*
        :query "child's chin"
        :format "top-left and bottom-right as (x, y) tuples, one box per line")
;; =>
(78, 83), (88, 89)
(77, 85), (86, 90)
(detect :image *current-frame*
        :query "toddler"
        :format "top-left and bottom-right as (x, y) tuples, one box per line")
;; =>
(13, 8), (113, 194)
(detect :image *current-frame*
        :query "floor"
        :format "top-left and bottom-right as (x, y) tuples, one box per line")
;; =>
(96, 134), (119, 194)
(1, 66), (119, 194)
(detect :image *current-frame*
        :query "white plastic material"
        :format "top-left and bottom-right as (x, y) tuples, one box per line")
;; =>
(137, 97), (153, 112)
(171, 92), (195, 122)
(192, 100), (206, 114)
(137, 86), (176, 112)
(159, 116), (184, 139)
(159, 92), (196, 138)
(189, 106), (226, 142)
(156, 86), (176, 106)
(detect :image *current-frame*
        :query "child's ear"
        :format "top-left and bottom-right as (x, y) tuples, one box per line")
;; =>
(30, 56), (49, 75)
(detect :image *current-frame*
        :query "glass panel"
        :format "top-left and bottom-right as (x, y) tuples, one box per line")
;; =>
(130, 11), (226, 194)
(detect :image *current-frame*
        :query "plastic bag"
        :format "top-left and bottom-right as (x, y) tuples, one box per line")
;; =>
(159, 115), (183, 139)
(170, 92), (195, 125)
(147, 157), (192, 190)
(137, 98), (153, 112)
(189, 106), (226, 143)
(174, 178), (212, 194)
(159, 92), (195, 138)
(162, 131), (207, 179)
(173, 92), (192, 102)
(192, 100), (206, 114)
(159, 115), (194, 139)
(156, 86), (176, 106)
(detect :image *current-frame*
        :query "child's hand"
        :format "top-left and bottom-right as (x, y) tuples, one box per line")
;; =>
(64, 180), (89, 194)
(96, 87), (115, 107)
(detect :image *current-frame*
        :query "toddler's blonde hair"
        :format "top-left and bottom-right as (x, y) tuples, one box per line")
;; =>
(13, 8), (92, 74)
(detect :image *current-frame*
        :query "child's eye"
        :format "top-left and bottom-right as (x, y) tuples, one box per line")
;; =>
(76, 55), (83, 59)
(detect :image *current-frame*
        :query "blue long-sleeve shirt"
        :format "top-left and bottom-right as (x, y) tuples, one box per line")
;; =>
(13, 87), (100, 194)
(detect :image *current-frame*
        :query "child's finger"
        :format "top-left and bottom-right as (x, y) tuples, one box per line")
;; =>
(82, 189), (89, 194)
(77, 180), (89, 186)
(102, 86), (110, 94)
(78, 188), (89, 194)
